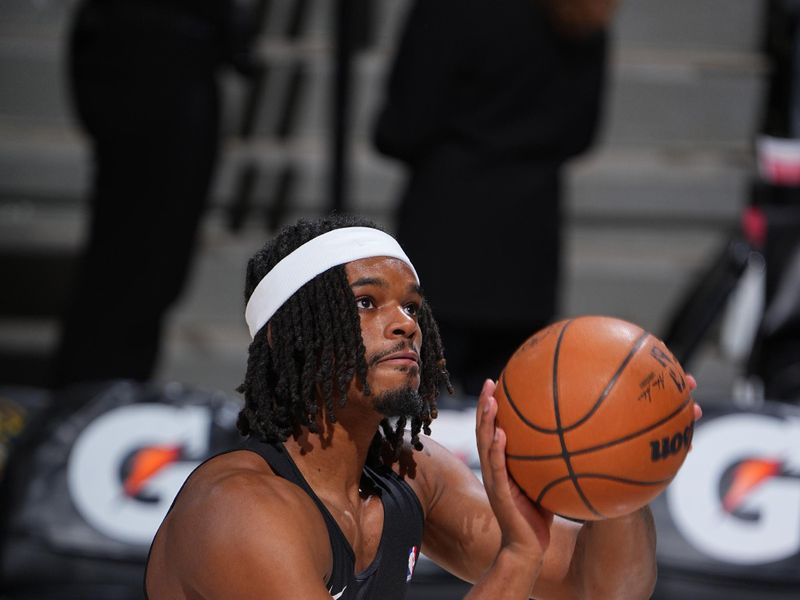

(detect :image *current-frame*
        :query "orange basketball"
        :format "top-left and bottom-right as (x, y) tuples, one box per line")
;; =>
(495, 315), (695, 521)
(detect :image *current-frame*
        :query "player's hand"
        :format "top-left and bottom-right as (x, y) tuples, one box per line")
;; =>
(686, 374), (702, 455)
(476, 379), (553, 565)
(686, 374), (703, 422)
(539, 0), (620, 37)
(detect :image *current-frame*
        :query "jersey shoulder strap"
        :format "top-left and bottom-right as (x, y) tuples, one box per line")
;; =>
(240, 438), (357, 597)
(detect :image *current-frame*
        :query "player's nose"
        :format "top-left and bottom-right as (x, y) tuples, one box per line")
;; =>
(385, 305), (417, 339)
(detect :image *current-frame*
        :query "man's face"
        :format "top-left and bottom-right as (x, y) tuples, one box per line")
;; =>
(345, 256), (423, 415)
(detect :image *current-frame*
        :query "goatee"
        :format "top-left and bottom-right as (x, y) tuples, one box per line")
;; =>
(373, 386), (423, 418)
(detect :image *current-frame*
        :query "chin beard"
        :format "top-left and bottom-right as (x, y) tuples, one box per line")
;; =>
(373, 386), (424, 419)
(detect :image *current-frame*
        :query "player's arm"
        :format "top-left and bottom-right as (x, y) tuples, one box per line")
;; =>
(412, 379), (659, 599)
(463, 381), (553, 598)
(538, 0), (619, 38)
(562, 508), (657, 599)
(558, 376), (702, 598)
(150, 455), (333, 599)
(409, 380), (579, 598)
(558, 375), (701, 597)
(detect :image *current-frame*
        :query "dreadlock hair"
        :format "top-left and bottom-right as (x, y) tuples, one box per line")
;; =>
(236, 214), (452, 466)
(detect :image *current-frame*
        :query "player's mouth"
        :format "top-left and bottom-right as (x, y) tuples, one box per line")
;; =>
(378, 351), (419, 367)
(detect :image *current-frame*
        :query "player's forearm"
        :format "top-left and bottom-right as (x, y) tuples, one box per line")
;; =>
(569, 507), (657, 599)
(464, 545), (542, 600)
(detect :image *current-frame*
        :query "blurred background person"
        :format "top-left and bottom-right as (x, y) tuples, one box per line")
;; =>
(50, 0), (255, 389)
(373, 0), (617, 397)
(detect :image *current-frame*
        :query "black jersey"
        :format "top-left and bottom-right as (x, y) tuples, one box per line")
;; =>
(243, 439), (425, 599)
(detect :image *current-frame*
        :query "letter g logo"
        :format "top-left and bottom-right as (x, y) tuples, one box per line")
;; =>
(667, 413), (800, 565)
(66, 404), (210, 545)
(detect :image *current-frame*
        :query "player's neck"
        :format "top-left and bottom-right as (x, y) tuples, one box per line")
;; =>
(283, 407), (382, 498)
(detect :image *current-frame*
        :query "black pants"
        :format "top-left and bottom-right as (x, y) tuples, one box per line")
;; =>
(52, 1), (221, 386)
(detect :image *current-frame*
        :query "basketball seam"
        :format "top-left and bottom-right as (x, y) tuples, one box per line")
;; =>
(536, 473), (675, 506)
(502, 330), (651, 435)
(552, 320), (604, 519)
(506, 395), (694, 461)
(565, 330), (651, 431)
(501, 372), (560, 434)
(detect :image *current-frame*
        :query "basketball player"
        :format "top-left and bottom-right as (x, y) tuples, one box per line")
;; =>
(145, 215), (692, 599)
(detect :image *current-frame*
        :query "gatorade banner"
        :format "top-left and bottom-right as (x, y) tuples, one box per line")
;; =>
(0, 381), (243, 598)
(652, 400), (800, 586)
(2, 386), (799, 598)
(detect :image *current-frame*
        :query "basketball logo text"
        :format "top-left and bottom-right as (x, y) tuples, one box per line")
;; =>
(649, 346), (686, 393)
(650, 424), (694, 462)
(638, 371), (666, 403)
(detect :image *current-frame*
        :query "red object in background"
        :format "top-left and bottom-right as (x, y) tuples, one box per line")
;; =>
(742, 205), (767, 249)
(757, 135), (800, 186)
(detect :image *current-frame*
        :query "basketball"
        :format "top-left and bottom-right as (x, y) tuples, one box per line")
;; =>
(495, 315), (695, 521)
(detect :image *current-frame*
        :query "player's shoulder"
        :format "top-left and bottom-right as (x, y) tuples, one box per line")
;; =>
(401, 432), (468, 470)
(172, 449), (325, 532)
(393, 433), (477, 513)
(147, 450), (332, 596)
(159, 449), (330, 565)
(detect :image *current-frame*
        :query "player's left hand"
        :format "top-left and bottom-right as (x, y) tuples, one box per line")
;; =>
(476, 379), (553, 564)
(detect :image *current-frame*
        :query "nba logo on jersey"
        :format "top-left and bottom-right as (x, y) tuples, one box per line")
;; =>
(406, 546), (419, 582)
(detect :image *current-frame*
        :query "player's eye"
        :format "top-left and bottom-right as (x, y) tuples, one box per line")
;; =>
(356, 297), (374, 310)
(404, 302), (419, 317)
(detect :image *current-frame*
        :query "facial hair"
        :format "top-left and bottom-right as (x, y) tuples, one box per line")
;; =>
(373, 386), (424, 418)
(366, 340), (423, 418)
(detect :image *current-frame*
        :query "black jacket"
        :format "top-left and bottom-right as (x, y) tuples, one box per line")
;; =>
(374, 0), (608, 326)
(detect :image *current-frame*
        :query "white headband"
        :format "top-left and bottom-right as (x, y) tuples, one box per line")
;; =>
(244, 227), (419, 338)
